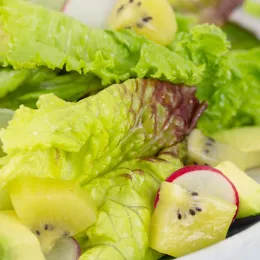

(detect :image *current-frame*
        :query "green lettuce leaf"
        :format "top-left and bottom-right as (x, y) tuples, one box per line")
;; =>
(168, 24), (260, 134)
(0, 0), (201, 86)
(0, 68), (103, 110)
(0, 79), (205, 185)
(222, 22), (260, 50)
(0, 68), (29, 98)
(169, 24), (231, 101)
(198, 47), (260, 133)
(81, 154), (183, 260)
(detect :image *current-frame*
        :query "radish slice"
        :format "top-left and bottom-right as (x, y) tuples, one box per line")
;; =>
(155, 165), (239, 217)
(45, 238), (81, 260)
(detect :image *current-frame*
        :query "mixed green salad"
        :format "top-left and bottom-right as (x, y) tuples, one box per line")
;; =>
(0, 0), (260, 259)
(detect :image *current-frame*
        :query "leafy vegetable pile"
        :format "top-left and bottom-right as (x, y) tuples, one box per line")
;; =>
(0, 0), (259, 259)
(0, 0), (259, 135)
(0, 78), (205, 259)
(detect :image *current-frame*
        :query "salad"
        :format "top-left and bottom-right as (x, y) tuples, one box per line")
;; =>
(0, 0), (260, 259)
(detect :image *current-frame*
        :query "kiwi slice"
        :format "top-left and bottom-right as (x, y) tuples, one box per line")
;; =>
(107, 0), (177, 46)
(150, 182), (236, 258)
(9, 177), (97, 253)
(187, 129), (248, 170)
(0, 211), (45, 260)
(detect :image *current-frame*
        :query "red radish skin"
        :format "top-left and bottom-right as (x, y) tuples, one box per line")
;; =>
(154, 165), (239, 218)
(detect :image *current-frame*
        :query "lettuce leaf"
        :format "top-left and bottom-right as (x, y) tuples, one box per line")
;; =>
(0, 79), (205, 185)
(0, 68), (29, 98)
(169, 24), (231, 101)
(81, 153), (183, 260)
(168, 24), (260, 134)
(0, 79), (199, 259)
(198, 47), (260, 133)
(0, 0), (201, 87)
(0, 68), (103, 110)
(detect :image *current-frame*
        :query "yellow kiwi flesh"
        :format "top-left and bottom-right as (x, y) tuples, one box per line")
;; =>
(9, 177), (97, 253)
(0, 211), (45, 260)
(150, 182), (236, 257)
(107, 0), (177, 46)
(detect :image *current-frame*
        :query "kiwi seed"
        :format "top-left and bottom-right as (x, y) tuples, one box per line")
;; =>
(191, 191), (199, 196)
(195, 207), (202, 212)
(63, 231), (70, 237)
(129, 0), (134, 3)
(35, 230), (41, 236)
(208, 137), (215, 143)
(142, 16), (153, 23)
(136, 22), (144, 28)
(177, 212), (182, 220)
(117, 5), (124, 13)
(204, 149), (210, 154)
(137, 2), (142, 6)
(189, 209), (196, 216)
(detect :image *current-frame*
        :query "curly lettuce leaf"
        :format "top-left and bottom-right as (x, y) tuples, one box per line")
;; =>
(168, 24), (260, 134)
(81, 154), (183, 260)
(0, 0), (201, 86)
(169, 24), (231, 101)
(0, 68), (103, 110)
(198, 47), (260, 133)
(0, 79), (205, 186)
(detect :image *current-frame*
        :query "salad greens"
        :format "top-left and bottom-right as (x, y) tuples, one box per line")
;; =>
(0, 78), (201, 259)
(0, 0), (259, 259)
(82, 154), (183, 260)
(0, 78), (204, 185)
(0, 0), (259, 135)
(0, 0), (200, 86)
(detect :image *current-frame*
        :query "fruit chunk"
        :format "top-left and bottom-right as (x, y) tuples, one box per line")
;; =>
(45, 238), (81, 260)
(107, 0), (177, 45)
(150, 182), (237, 257)
(9, 177), (97, 253)
(154, 165), (239, 213)
(216, 161), (260, 219)
(0, 211), (45, 260)
(187, 129), (260, 170)
(213, 127), (260, 152)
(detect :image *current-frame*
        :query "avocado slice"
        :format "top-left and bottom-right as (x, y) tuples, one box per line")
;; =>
(213, 127), (260, 169)
(0, 211), (45, 260)
(216, 161), (260, 219)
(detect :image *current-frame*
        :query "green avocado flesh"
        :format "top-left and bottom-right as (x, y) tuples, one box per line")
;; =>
(149, 182), (236, 258)
(217, 161), (260, 219)
(0, 211), (45, 260)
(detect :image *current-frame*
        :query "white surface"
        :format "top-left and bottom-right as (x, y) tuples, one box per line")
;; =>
(63, 0), (117, 28)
